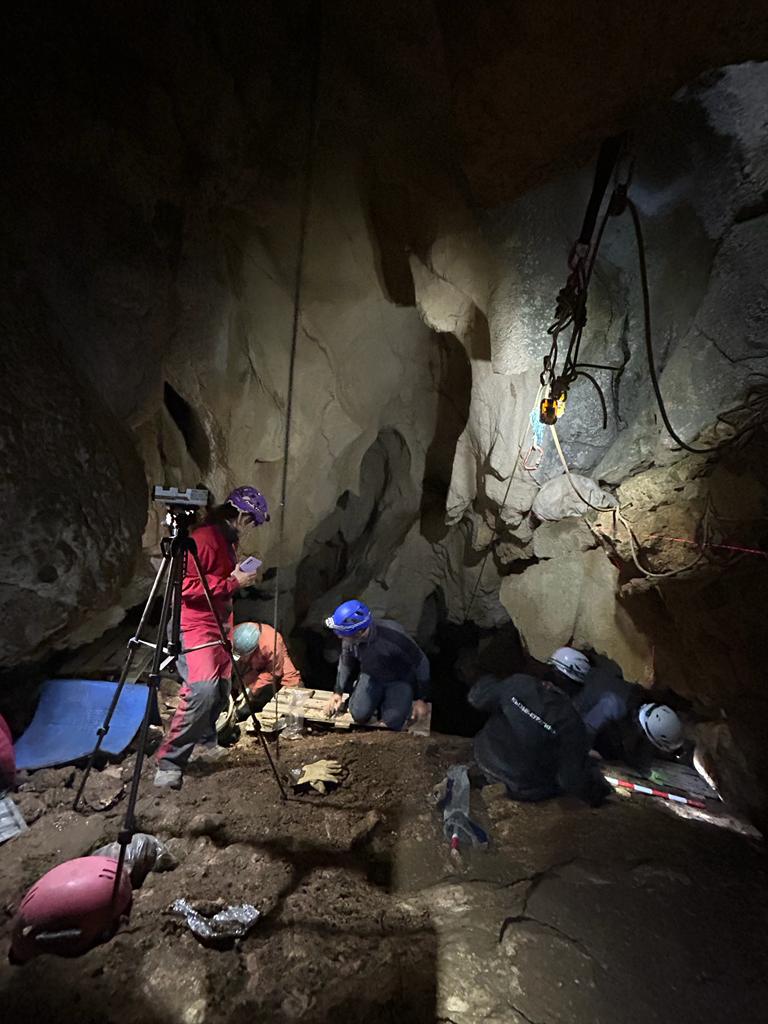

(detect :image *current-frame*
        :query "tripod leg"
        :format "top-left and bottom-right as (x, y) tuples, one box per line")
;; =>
(73, 555), (170, 811)
(112, 541), (182, 899)
(188, 545), (287, 801)
(271, 608), (281, 763)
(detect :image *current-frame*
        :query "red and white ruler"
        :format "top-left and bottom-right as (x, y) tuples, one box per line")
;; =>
(604, 775), (707, 810)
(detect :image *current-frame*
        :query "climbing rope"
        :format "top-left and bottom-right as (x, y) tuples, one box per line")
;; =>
(627, 195), (767, 454)
(626, 197), (715, 455)
(540, 136), (629, 423)
(270, 4), (323, 753)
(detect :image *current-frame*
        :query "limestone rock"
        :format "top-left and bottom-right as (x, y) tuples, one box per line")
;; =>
(0, 283), (147, 666)
(409, 252), (475, 342)
(495, 534), (534, 564)
(187, 813), (226, 837)
(500, 558), (583, 660)
(501, 549), (652, 679)
(532, 519), (596, 560)
(439, 1), (768, 205)
(447, 365), (542, 526)
(532, 473), (617, 521)
(571, 551), (653, 681)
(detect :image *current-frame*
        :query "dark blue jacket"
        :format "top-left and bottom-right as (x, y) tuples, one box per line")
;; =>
(573, 669), (655, 775)
(469, 673), (609, 805)
(334, 619), (431, 701)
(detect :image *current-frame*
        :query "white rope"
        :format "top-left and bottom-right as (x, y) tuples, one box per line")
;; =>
(549, 423), (707, 580)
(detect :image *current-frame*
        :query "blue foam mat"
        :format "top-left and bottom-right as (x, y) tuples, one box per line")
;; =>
(15, 679), (152, 771)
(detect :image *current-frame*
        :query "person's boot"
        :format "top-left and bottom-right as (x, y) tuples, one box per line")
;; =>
(189, 743), (229, 764)
(154, 767), (182, 789)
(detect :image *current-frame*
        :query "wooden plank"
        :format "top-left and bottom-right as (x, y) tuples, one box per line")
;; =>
(246, 687), (356, 733)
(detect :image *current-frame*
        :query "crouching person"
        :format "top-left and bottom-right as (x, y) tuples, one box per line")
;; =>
(573, 657), (684, 776)
(323, 600), (431, 730)
(232, 621), (303, 715)
(468, 668), (611, 807)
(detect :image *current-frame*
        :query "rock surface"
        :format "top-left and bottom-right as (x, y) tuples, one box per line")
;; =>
(2, 4), (768, 815)
(1, 731), (766, 1024)
(532, 519), (596, 560)
(0, 281), (147, 665)
(500, 549), (653, 681)
(438, 2), (768, 205)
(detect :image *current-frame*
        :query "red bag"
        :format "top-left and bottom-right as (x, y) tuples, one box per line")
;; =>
(0, 714), (16, 790)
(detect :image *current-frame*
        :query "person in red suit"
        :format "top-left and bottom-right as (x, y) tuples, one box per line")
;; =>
(154, 487), (269, 789)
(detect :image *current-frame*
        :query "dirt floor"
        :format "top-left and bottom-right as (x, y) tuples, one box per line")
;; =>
(1, 726), (768, 1024)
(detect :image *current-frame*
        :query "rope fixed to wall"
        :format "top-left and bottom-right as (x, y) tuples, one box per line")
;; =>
(270, 2), (323, 754)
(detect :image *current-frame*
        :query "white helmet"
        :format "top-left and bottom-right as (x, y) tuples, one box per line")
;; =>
(638, 704), (683, 752)
(548, 647), (590, 683)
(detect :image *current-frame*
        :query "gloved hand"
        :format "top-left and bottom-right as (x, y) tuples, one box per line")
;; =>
(294, 759), (344, 794)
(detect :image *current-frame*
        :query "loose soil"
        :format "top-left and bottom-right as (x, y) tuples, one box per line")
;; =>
(1, 728), (767, 1024)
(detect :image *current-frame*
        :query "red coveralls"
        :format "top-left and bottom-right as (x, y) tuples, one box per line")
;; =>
(156, 524), (238, 770)
(0, 714), (15, 791)
(240, 622), (302, 705)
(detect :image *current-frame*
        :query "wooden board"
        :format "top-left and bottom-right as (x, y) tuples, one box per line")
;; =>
(250, 688), (355, 732)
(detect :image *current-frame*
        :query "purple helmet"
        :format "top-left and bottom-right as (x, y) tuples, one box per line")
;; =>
(227, 486), (270, 526)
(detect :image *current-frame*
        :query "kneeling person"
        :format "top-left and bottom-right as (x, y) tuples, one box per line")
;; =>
(469, 657), (610, 806)
(232, 621), (302, 715)
(324, 600), (431, 730)
(572, 654), (684, 775)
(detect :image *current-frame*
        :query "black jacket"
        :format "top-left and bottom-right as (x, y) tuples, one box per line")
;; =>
(573, 669), (655, 776)
(469, 673), (610, 805)
(334, 619), (431, 701)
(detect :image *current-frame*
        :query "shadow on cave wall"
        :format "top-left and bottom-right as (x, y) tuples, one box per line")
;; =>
(288, 419), (529, 733)
(291, 427), (418, 676)
(420, 331), (472, 543)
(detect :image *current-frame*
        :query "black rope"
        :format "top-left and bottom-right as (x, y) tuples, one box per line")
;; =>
(271, 1), (323, 751)
(543, 136), (626, 398)
(627, 198), (717, 455)
(575, 370), (608, 429)
(577, 136), (625, 247)
(575, 362), (624, 372)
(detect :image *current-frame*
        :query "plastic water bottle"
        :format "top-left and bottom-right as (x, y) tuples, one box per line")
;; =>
(442, 765), (488, 863)
(282, 690), (307, 741)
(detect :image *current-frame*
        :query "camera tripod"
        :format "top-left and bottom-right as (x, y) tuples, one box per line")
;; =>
(72, 501), (287, 897)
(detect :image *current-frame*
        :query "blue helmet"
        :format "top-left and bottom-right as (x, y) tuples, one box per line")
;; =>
(325, 599), (372, 637)
(233, 622), (262, 657)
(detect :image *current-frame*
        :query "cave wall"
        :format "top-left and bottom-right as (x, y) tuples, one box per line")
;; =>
(1, 0), (768, 822)
(409, 62), (768, 667)
(0, 276), (147, 664)
(0, 1), (461, 659)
